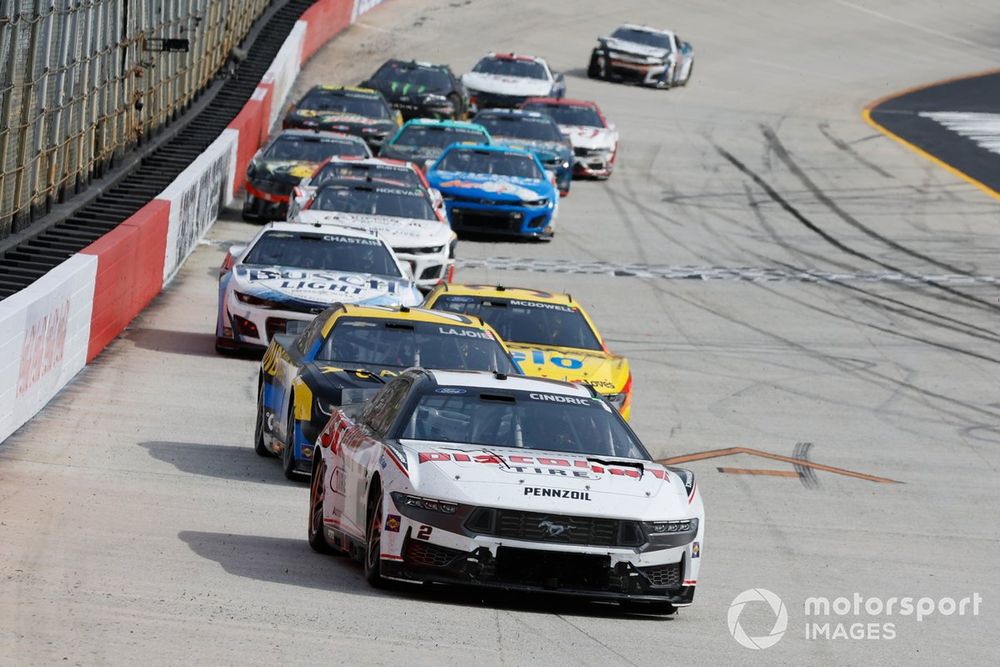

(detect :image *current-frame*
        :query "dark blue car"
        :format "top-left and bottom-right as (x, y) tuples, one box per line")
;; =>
(472, 108), (573, 196)
(427, 144), (558, 240)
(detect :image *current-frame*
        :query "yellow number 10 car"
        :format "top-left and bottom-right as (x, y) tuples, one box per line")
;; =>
(423, 284), (632, 419)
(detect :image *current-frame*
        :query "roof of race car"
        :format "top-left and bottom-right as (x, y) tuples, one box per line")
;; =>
(615, 23), (675, 37)
(273, 129), (368, 143)
(475, 108), (548, 120)
(318, 305), (495, 337)
(523, 97), (600, 109)
(489, 52), (546, 63)
(437, 143), (534, 158)
(313, 85), (382, 96)
(430, 283), (576, 306)
(400, 118), (490, 132)
(425, 368), (591, 396)
(263, 220), (383, 241)
(384, 58), (447, 70)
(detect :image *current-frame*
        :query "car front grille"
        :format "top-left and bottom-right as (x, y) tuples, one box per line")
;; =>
(640, 563), (681, 587)
(495, 546), (611, 590)
(466, 508), (644, 547)
(406, 539), (464, 568)
(449, 208), (522, 232)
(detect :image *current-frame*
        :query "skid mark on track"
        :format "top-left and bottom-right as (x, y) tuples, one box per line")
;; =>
(456, 257), (1000, 285)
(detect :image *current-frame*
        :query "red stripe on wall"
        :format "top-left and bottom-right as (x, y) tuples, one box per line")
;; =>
(300, 0), (355, 63)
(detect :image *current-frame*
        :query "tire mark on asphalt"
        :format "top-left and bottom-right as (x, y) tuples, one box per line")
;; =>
(554, 614), (641, 667)
(760, 124), (975, 277)
(715, 142), (1000, 314)
(818, 121), (895, 179)
(793, 442), (820, 489)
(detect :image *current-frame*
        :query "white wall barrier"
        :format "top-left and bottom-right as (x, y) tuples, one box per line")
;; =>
(160, 129), (239, 285)
(261, 21), (307, 130)
(0, 254), (97, 443)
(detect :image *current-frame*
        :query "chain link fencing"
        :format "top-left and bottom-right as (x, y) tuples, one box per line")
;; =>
(0, 0), (269, 239)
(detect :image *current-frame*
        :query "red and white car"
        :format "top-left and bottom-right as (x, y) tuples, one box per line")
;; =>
(522, 98), (618, 179)
(308, 369), (704, 614)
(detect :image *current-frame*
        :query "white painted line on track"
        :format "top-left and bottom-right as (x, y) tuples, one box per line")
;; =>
(919, 111), (1000, 155)
(458, 257), (1000, 285)
(837, 1), (1000, 54)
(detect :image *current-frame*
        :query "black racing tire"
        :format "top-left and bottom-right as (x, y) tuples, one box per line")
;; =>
(364, 482), (386, 587)
(587, 51), (604, 79)
(308, 455), (334, 554)
(681, 61), (694, 86)
(282, 406), (299, 480)
(254, 382), (272, 457)
(447, 93), (463, 120)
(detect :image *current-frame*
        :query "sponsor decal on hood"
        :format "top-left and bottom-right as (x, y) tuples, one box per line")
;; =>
(561, 125), (617, 151)
(508, 343), (627, 394)
(233, 266), (417, 306)
(435, 174), (544, 202)
(257, 160), (321, 180)
(462, 72), (552, 97)
(293, 110), (384, 126)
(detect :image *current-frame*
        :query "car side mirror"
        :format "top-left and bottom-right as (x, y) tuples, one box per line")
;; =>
(607, 122), (617, 132)
(554, 72), (565, 82)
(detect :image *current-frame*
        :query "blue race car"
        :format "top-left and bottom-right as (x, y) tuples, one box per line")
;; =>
(427, 144), (558, 240)
(472, 108), (573, 196)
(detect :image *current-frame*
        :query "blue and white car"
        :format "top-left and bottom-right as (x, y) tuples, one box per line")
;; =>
(472, 109), (573, 196)
(462, 53), (566, 112)
(215, 222), (422, 352)
(427, 144), (558, 240)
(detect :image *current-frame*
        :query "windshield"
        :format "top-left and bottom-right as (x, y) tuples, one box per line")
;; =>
(392, 124), (488, 149)
(313, 163), (423, 189)
(474, 113), (563, 142)
(472, 57), (547, 80)
(298, 89), (392, 119)
(265, 136), (369, 161)
(431, 295), (602, 350)
(313, 185), (437, 220)
(523, 103), (603, 128)
(399, 388), (648, 459)
(371, 62), (452, 92)
(436, 149), (542, 179)
(610, 27), (672, 50)
(318, 318), (517, 373)
(242, 231), (401, 277)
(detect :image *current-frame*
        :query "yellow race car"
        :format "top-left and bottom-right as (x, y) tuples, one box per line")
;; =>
(423, 284), (633, 419)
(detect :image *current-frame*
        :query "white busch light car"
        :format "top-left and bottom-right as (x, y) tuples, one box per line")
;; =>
(294, 179), (456, 292)
(215, 222), (421, 352)
(462, 53), (566, 112)
(308, 369), (704, 614)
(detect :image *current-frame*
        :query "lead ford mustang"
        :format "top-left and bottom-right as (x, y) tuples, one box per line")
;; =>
(308, 369), (703, 613)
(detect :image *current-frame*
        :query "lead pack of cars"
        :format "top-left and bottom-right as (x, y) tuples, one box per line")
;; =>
(221, 23), (702, 614)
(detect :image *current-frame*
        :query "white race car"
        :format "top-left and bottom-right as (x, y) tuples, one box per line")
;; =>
(294, 179), (456, 292)
(588, 24), (694, 89)
(308, 369), (704, 613)
(215, 222), (422, 352)
(462, 53), (566, 112)
(522, 98), (619, 179)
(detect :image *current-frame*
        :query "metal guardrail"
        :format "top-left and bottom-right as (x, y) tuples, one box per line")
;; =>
(0, 0), (269, 238)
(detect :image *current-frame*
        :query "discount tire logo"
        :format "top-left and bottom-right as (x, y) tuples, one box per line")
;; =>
(728, 588), (788, 649)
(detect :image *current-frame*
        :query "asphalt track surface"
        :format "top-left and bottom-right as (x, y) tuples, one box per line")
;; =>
(3, 1), (1000, 664)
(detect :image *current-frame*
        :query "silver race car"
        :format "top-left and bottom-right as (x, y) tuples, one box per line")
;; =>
(588, 24), (694, 89)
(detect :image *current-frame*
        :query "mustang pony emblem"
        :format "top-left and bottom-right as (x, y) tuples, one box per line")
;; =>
(538, 519), (572, 537)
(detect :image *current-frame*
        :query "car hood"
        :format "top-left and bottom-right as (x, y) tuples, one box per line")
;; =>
(602, 37), (670, 60)
(253, 159), (321, 183)
(461, 72), (552, 97)
(493, 138), (570, 160)
(380, 143), (444, 163)
(429, 170), (551, 202)
(399, 442), (694, 519)
(507, 343), (629, 394)
(290, 110), (390, 127)
(560, 125), (618, 150)
(301, 361), (398, 400)
(295, 210), (454, 247)
(231, 265), (421, 307)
